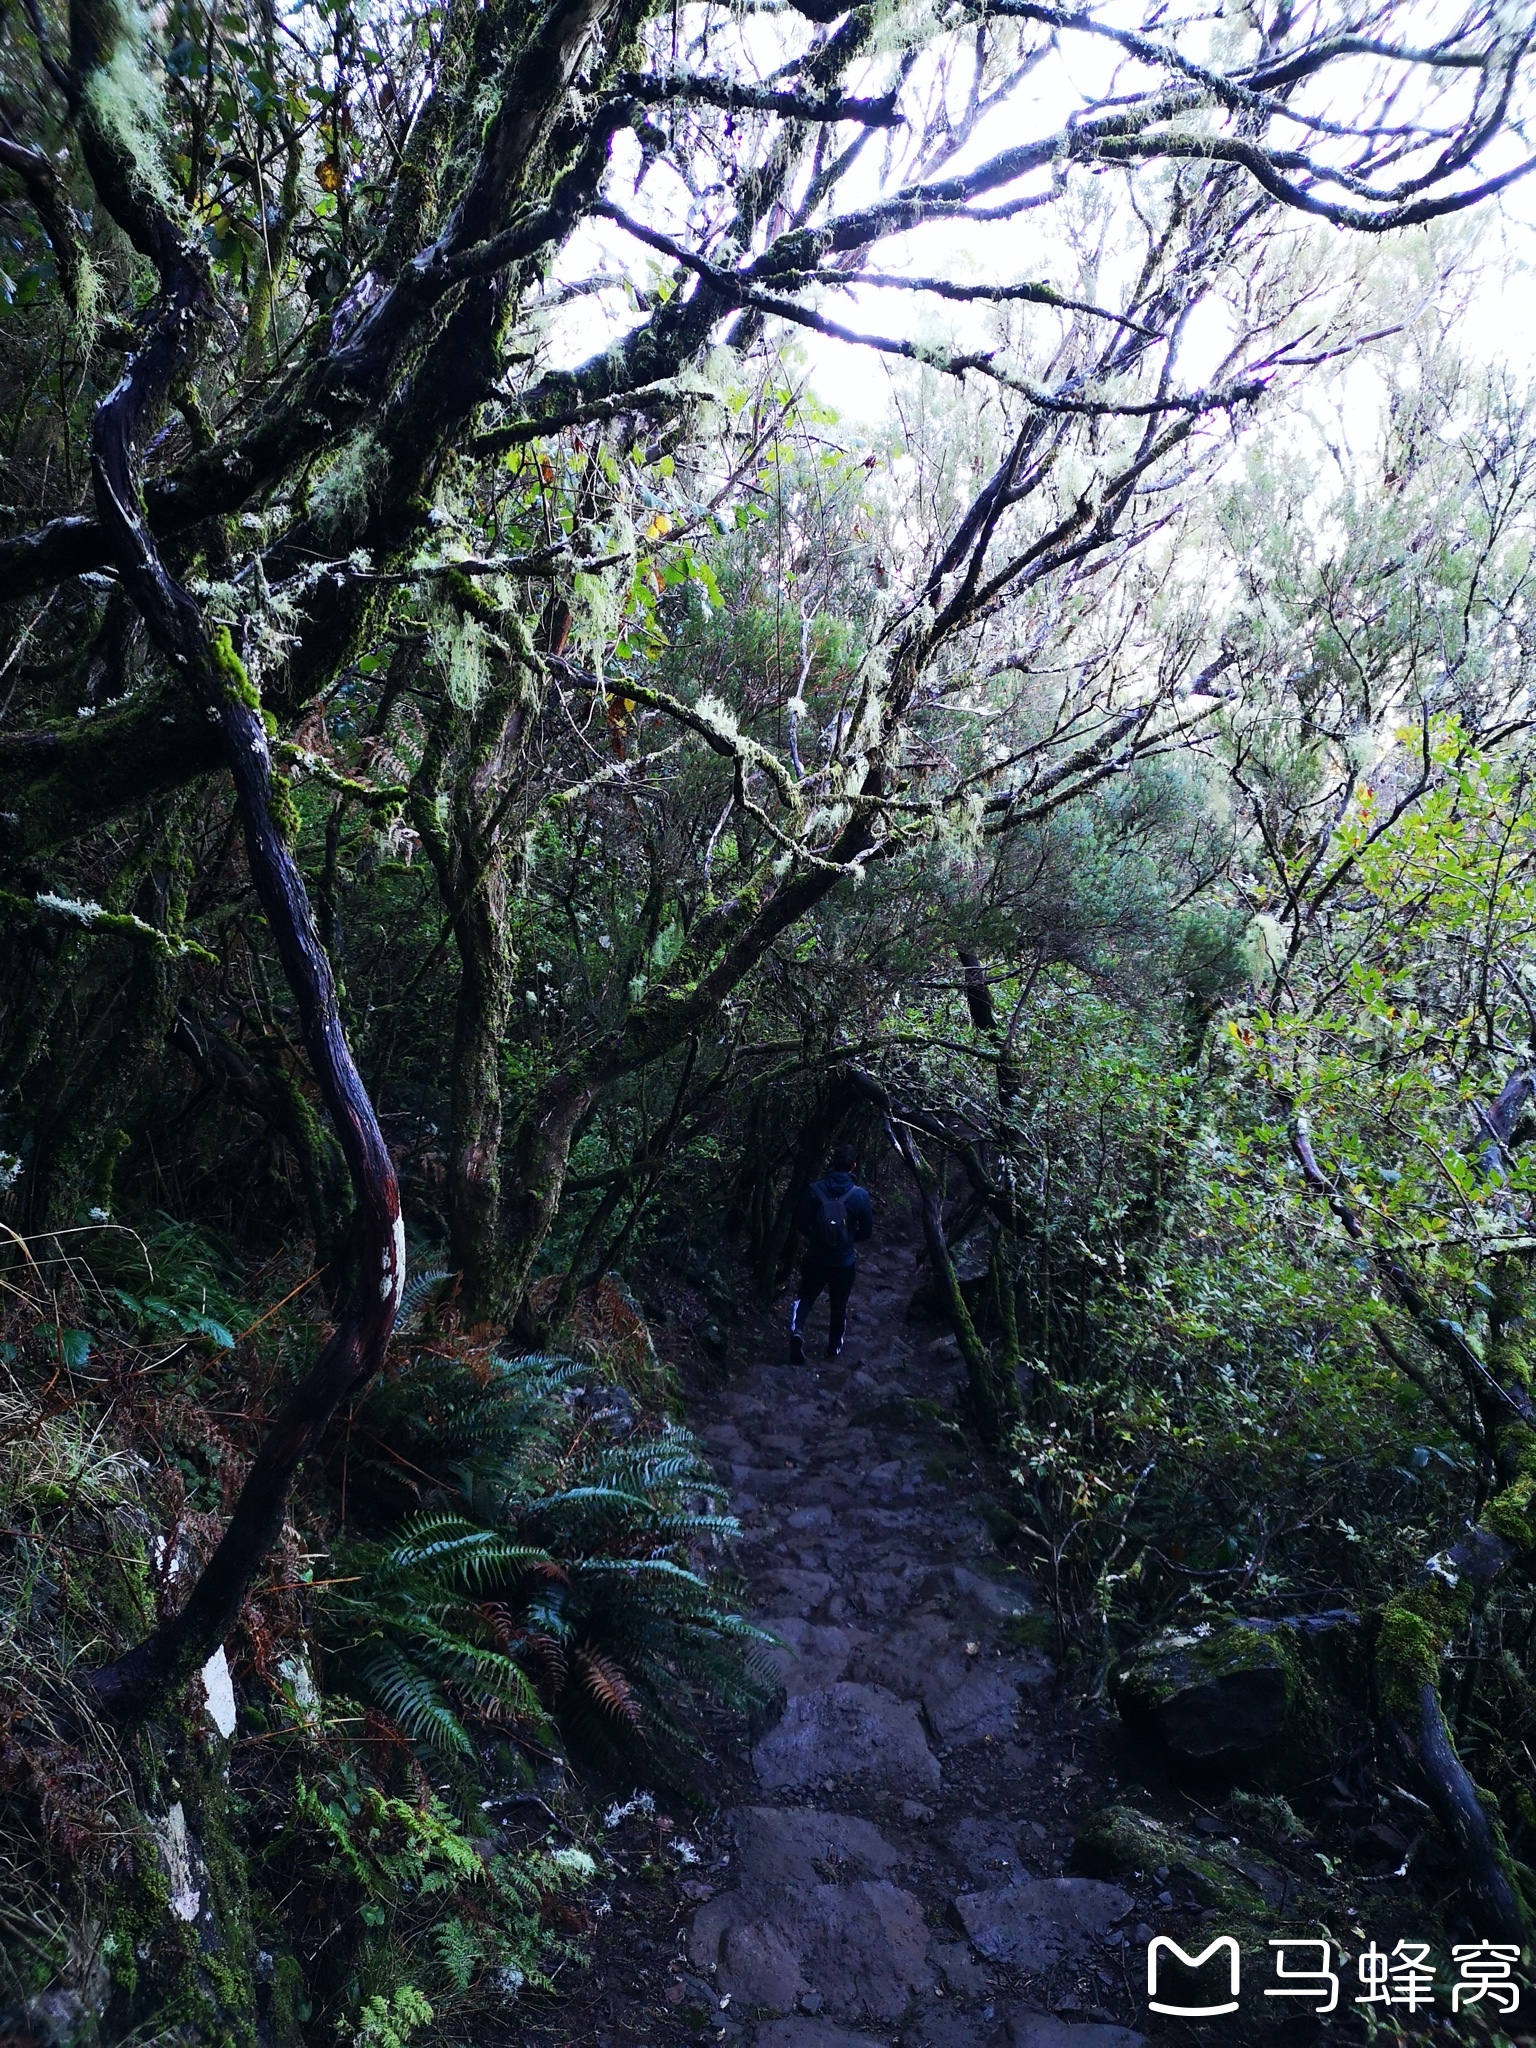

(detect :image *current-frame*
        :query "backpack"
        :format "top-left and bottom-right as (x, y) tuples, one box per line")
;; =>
(806, 1182), (853, 1258)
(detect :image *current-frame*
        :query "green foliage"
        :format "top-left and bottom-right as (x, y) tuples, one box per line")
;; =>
(348, 1987), (433, 2048)
(98, 1212), (246, 1347)
(324, 1348), (773, 1765)
(0, 1242), (617, 2047)
(279, 1762), (584, 2035)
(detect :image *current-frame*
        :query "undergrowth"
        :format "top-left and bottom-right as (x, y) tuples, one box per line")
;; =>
(0, 1224), (766, 2044)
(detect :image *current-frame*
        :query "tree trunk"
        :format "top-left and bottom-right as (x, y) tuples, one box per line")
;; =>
(446, 876), (513, 1318)
(73, 0), (402, 1717)
(1392, 1679), (1525, 1942)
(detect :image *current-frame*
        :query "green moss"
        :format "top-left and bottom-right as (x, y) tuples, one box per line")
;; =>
(78, 0), (176, 209)
(266, 1950), (308, 2046)
(207, 625), (263, 716)
(1487, 1256), (1530, 1386)
(95, 1734), (261, 2048)
(1118, 1621), (1290, 1711)
(444, 566), (504, 625)
(269, 769), (301, 846)
(1073, 1804), (1284, 1917)
(1483, 1471), (1536, 1550)
(1198, 1623), (1282, 1680)
(1376, 1584), (1468, 1718)
(309, 431), (387, 539)
(1475, 1425), (1536, 1550)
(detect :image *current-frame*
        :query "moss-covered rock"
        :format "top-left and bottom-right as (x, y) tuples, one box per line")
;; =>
(100, 1731), (263, 2048)
(1072, 1803), (1286, 1915)
(1114, 1623), (1288, 1758)
(1112, 1612), (1362, 1780)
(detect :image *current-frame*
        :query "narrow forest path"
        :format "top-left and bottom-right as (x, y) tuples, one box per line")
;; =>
(538, 1228), (1159, 2048)
(675, 1230), (1149, 2048)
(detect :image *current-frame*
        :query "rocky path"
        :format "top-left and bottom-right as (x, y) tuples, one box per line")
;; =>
(674, 1233), (1152, 2048)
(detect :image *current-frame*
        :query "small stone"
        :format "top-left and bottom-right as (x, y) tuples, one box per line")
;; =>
(929, 1936), (989, 1998)
(18, 1991), (87, 2048)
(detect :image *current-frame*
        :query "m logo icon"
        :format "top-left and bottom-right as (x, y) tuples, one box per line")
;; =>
(1147, 1935), (1242, 2016)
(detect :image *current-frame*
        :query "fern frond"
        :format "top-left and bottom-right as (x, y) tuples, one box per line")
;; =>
(569, 1646), (642, 1729)
(397, 1266), (453, 1328)
(327, 1339), (766, 1765)
(361, 1646), (471, 1755)
(574, 1558), (709, 1588)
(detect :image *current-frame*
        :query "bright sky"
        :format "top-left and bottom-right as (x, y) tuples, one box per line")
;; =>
(544, 9), (1536, 442)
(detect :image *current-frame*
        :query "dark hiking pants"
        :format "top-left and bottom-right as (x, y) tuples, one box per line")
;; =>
(793, 1260), (856, 1351)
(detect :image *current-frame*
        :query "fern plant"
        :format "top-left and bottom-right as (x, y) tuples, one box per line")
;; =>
(322, 1349), (774, 1763)
(276, 1770), (586, 2032)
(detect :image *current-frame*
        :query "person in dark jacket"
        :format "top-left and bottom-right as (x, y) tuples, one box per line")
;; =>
(789, 1144), (873, 1362)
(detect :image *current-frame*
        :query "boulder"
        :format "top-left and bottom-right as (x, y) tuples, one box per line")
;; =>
(691, 1807), (933, 2024)
(692, 1876), (930, 2020)
(1113, 1625), (1285, 1758)
(759, 1617), (867, 1694)
(917, 1564), (1035, 1637)
(847, 1617), (1043, 1745)
(732, 1806), (906, 1888)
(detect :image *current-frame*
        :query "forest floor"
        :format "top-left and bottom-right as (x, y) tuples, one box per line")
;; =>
(513, 1227), (1511, 2048)
(520, 1224), (1174, 2048)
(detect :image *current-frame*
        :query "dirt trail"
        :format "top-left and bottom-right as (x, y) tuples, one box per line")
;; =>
(667, 1230), (1151, 2048)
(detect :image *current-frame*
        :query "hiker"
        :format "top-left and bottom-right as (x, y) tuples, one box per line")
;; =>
(788, 1144), (873, 1362)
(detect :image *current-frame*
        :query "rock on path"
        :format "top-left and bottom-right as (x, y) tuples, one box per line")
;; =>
(688, 1239), (1146, 2048)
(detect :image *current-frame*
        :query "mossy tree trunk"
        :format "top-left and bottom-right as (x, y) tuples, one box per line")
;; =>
(69, 0), (404, 1717)
(408, 613), (534, 1320)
